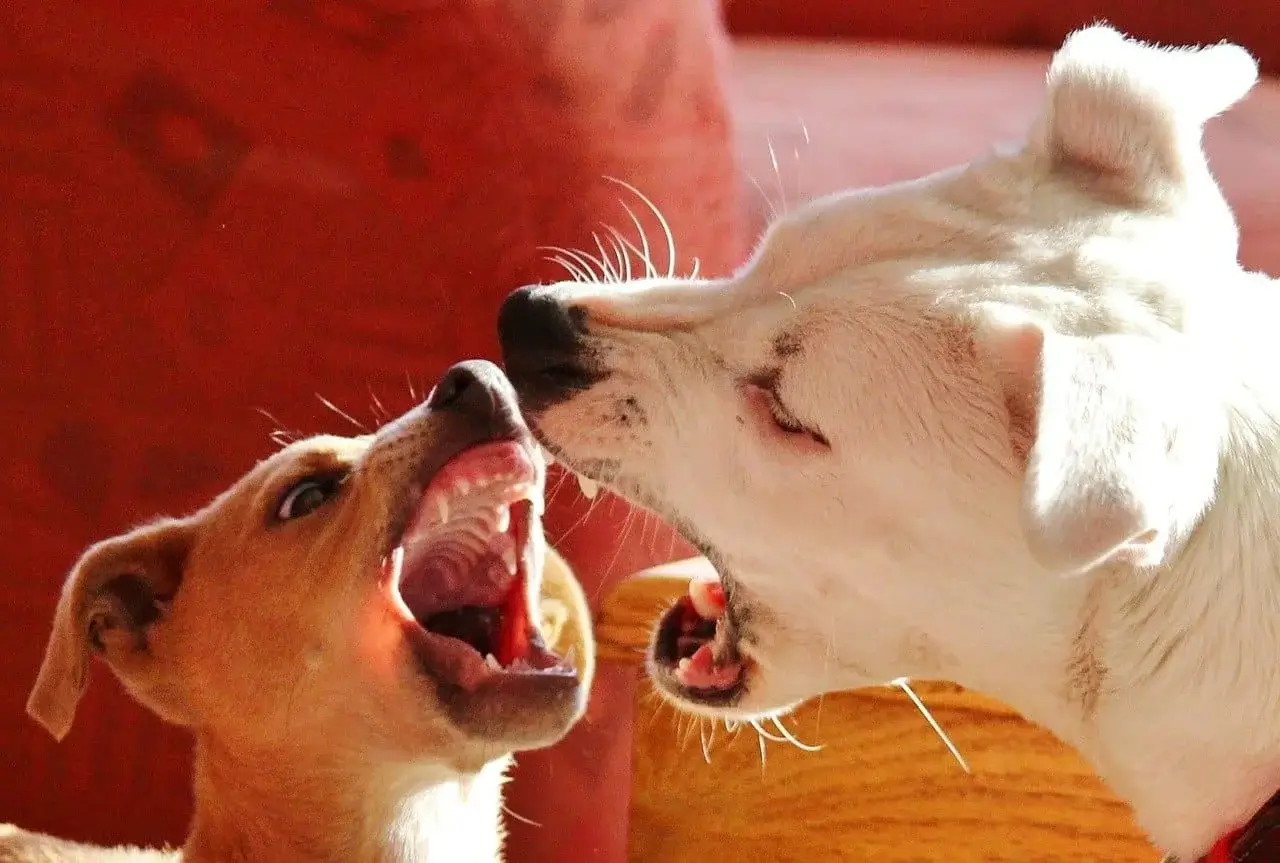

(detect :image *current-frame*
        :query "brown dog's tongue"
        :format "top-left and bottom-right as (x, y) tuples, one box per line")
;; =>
(496, 574), (529, 666)
(495, 504), (532, 666)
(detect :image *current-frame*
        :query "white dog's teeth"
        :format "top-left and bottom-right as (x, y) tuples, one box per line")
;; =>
(484, 653), (502, 671)
(689, 578), (726, 620)
(435, 496), (450, 523)
(560, 647), (577, 671)
(677, 658), (692, 674)
(502, 546), (518, 575)
(496, 504), (511, 533)
(576, 474), (600, 500)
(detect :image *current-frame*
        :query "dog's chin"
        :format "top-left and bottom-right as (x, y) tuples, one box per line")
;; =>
(434, 669), (587, 751)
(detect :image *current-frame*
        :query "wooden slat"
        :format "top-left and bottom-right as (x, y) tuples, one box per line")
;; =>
(600, 564), (1162, 862)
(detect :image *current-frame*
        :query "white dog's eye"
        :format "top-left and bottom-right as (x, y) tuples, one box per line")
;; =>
(276, 474), (344, 522)
(742, 381), (830, 451)
(764, 390), (807, 435)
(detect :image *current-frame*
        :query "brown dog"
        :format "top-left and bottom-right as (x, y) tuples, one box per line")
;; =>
(1, 360), (594, 863)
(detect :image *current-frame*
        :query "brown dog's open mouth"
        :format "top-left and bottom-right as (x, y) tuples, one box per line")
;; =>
(650, 576), (747, 705)
(383, 440), (575, 692)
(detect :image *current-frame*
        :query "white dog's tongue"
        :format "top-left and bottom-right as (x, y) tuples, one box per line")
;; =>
(677, 644), (742, 690)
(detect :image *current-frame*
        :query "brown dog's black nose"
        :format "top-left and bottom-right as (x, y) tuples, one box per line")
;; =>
(498, 286), (601, 410)
(427, 360), (516, 427)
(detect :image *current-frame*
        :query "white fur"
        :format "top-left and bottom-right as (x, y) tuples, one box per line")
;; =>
(519, 27), (1280, 860)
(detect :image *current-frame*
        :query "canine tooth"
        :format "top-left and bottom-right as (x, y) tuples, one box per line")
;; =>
(496, 505), (511, 532)
(576, 474), (599, 500)
(560, 647), (577, 670)
(689, 577), (726, 620)
(502, 546), (518, 575)
(435, 496), (450, 523)
(387, 546), (405, 585)
(484, 653), (501, 671)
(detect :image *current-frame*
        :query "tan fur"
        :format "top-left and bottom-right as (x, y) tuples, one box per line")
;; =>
(2, 368), (593, 863)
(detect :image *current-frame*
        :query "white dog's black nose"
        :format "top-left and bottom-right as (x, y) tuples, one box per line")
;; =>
(497, 286), (585, 360)
(497, 286), (602, 410)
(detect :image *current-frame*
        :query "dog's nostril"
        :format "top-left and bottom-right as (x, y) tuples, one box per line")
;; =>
(427, 366), (474, 410)
(427, 360), (505, 414)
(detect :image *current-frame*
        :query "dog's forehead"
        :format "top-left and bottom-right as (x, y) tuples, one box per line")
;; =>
(203, 434), (372, 519)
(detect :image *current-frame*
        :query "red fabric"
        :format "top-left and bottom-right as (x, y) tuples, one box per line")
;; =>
(0, 0), (745, 855)
(723, 0), (1280, 75)
(1206, 827), (1245, 863)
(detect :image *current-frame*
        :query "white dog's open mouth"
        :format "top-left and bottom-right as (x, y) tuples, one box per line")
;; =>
(649, 575), (749, 704)
(383, 441), (576, 692)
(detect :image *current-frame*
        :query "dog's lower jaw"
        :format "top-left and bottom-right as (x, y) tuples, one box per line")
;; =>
(184, 740), (509, 863)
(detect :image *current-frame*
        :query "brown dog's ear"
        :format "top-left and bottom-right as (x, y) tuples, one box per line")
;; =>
(985, 319), (1222, 574)
(27, 520), (190, 740)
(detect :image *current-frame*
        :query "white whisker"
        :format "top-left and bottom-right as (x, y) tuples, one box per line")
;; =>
(751, 718), (788, 744)
(766, 135), (787, 214)
(890, 677), (971, 774)
(770, 716), (823, 752)
(543, 253), (591, 283)
(540, 245), (603, 283)
(602, 224), (637, 281)
(316, 394), (367, 432)
(604, 176), (678, 279)
(619, 201), (659, 278)
(592, 232), (620, 283)
(502, 805), (543, 828)
(746, 173), (781, 222)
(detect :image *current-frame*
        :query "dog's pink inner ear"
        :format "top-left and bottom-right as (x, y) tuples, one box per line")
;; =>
(976, 315), (1045, 465)
(88, 572), (173, 654)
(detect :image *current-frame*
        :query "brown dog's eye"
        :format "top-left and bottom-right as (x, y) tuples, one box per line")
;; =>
(275, 475), (344, 522)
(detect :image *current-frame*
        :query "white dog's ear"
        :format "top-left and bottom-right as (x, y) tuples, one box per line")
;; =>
(27, 520), (189, 740)
(984, 319), (1220, 574)
(1037, 25), (1257, 203)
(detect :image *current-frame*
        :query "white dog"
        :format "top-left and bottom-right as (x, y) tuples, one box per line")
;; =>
(497, 26), (1280, 863)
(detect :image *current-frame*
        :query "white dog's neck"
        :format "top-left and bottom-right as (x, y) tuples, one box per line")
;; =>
(184, 738), (508, 863)
(1088, 360), (1280, 860)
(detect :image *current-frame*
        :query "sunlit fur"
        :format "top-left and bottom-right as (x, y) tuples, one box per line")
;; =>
(515, 27), (1279, 862)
